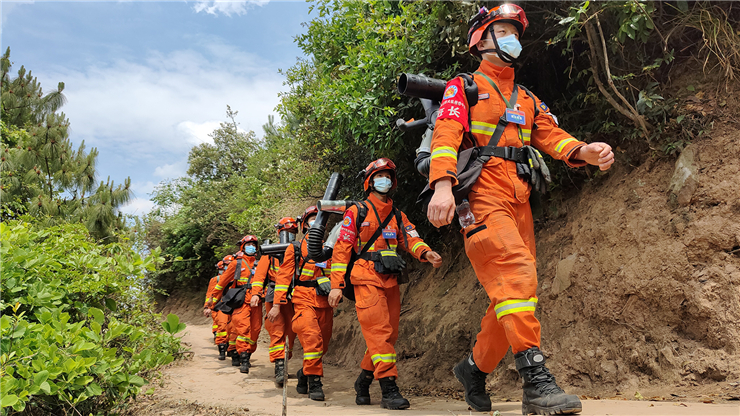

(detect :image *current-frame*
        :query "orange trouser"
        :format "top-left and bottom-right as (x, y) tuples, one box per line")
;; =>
(214, 311), (231, 346)
(211, 311), (219, 342)
(231, 302), (263, 354)
(292, 303), (333, 376)
(465, 194), (541, 374)
(228, 319), (237, 352)
(355, 284), (401, 379)
(265, 301), (295, 362)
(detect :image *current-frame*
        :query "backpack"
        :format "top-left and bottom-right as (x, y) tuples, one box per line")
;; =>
(215, 258), (252, 314)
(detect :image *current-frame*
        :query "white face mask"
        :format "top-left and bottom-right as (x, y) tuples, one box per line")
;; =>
(373, 177), (392, 193)
(496, 34), (522, 59)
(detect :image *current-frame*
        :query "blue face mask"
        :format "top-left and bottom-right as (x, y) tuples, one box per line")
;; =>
(244, 246), (257, 256)
(373, 177), (392, 193)
(496, 34), (522, 59)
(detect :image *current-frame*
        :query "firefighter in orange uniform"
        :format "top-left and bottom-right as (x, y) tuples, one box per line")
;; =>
(426, 5), (614, 415)
(205, 260), (225, 342)
(328, 158), (443, 410)
(204, 255), (234, 361)
(267, 207), (337, 401)
(249, 217), (298, 387)
(205, 235), (262, 373)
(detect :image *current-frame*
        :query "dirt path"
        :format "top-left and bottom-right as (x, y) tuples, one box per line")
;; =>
(131, 324), (739, 416)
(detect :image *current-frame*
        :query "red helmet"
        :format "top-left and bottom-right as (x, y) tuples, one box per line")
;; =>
(468, 4), (529, 57)
(276, 217), (298, 233)
(217, 261), (224, 270)
(239, 235), (258, 248)
(361, 158), (397, 192)
(300, 205), (320, 233)
(222, 254), (234, 265)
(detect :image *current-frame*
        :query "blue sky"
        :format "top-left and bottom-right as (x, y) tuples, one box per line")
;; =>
(1, 0), (312, 215)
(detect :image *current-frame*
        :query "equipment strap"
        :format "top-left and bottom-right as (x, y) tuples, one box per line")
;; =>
(473, 71), (524, 144)
(294, 280), (319, 288)
(355, 200), (396, 260)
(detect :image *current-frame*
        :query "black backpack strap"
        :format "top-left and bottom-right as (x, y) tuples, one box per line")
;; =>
(393, 207), (408, 251)
(356, 200), (396, 260)
(517, 84), (539, 130)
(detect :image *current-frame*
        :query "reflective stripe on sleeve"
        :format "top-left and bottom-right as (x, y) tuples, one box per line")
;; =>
(494, 298), (538, 319)
(431, 146), (458, 161)
(214, 285), (223, 290)
(275, 284), (289, 292)
(332, 263), (347, 273)
(252, 282), (264, 288)
(555, 138), (578, 153)
(412, 241), (430, 253)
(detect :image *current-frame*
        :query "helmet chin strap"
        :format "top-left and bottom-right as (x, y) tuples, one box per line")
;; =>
(478, 27), (517, 64)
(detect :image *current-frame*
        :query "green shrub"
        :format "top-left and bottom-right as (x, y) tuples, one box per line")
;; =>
(0, 220), (185, 416)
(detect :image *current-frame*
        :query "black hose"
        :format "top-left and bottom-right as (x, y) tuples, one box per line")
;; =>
(307, 173), (343, 262)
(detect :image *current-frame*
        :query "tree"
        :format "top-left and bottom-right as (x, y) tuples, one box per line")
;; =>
(1, 47), (132, 239)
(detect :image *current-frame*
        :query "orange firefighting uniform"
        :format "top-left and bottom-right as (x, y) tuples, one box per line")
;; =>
(205, 276), (220, 341)
(273, 240), (338, 376)
(207, 253), (263, 355)
(251, 254), (295, 362)
(429, 59), (587, 374)
(331, 193), (433, 379)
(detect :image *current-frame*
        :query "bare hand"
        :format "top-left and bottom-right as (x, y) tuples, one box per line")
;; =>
(427, 179), (456, 228)
(576, 142), (614, 171)
(423, 251), (443, 268)
(266, 304), (281, 322)
(202, 308), (212, 317)
(250, 295), (260, 308)
(328, 289), (343, 308)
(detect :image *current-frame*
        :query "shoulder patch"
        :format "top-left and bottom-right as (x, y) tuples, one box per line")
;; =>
(342, 216), (352, 227)
(436, 77), (469, 131)
(443, 85), (458, 100)
(539, 102), (550, 112)
(405, 224), (414, 231)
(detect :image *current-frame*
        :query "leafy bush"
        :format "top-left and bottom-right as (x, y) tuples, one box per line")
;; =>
(0, 220), (185, 416)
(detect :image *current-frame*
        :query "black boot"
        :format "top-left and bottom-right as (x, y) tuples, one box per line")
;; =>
(274, 359), (285, 388)
(217, 343), (227, 361)
(296, 368), (308, 394)
(239, 352), (251, 374)
(453, 353), (491, 412)
(379, 376), (410, 410)
(354, 369), (374, 405)
(515, 347), (582, 415)
(308, 375), (325, 401)
(230, 351), (240, 367)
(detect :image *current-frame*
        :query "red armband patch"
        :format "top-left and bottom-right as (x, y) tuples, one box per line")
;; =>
(338, 212), (357, 242)
(437, 77), (469, 131)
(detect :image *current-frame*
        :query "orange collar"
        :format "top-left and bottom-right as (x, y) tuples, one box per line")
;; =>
(477, 60), (515, 84)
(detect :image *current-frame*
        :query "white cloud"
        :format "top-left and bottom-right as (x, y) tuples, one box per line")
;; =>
(192, 0), (269, 17)
(153, 162), (188, 179)
(177, 121), (221, 145)
(119, 197), (155, 216)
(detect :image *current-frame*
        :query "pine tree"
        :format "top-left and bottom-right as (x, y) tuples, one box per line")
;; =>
(1, 47), (131, 239)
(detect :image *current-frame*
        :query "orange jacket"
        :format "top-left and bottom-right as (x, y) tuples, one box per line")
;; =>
(207, 253), (257, 306)
(273, 239), (337, 308)
(330, 193), (431, 289)
(204, 276), (218, 308)
(250, 255), (282, 297)
(429, 60), (587, 204)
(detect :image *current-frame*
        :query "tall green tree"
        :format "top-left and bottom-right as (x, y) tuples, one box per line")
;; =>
(1, 48), (131, 239)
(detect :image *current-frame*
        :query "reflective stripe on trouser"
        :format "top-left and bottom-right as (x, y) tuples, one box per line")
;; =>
(230, 303), (253, 354)
(465, 194), (541, 374)
(265, 301), (295, 362)
(355, 284), (401, 379)
(214, 311), (231, 346)
(292, 303), (333, 376)
(211, 311), (219, 344)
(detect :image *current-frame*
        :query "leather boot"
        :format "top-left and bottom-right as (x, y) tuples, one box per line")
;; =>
(217, 343), (227, 361)
(453, 353), (491, 412)
(296, 368), (308, 394)
(239, 352), (251, 374)
(308, 375), (325, 401)
(230, 350), (240, 367)
(274, 359), (286, 388)
(515, 347), (582, 415)
(354, 369), (374, 405)
(379, 376), (410, 410)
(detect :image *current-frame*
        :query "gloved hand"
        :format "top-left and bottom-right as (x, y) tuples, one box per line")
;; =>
(375, 250), (407, 274)
(316, 277), (332, 296)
